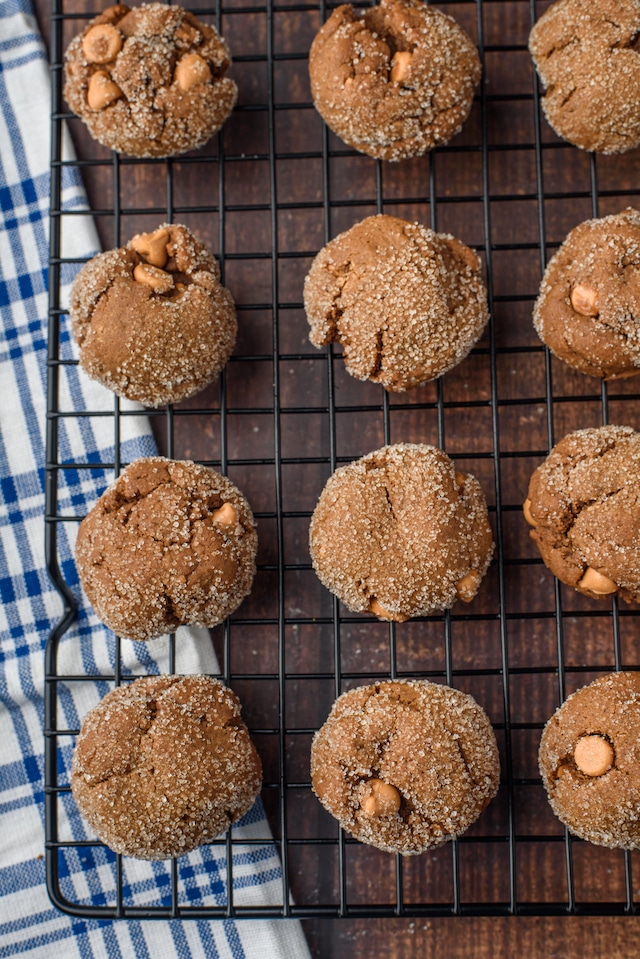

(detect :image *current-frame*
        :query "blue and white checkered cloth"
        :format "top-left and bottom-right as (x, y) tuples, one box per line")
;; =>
(0, 2), (310, 955)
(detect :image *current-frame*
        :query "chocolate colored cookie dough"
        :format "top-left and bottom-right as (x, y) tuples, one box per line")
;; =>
(64, 3), (237, 157)
(529, 0), (640, 154)
(524, 425), (640, 603)
(311, 680), (500, 855)
(309, 444), (494, 622)
(533, 209), (640, 380)
(303, 215), (489, 392)
(71, 675), (262, 859)
(76, 457), (257, 641)
(70, 223), (236, 407)
(308, 0), (481, 161)
(539, 672), (640, 848)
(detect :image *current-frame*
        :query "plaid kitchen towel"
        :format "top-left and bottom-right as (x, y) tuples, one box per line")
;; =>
(0, 2), (311, 956)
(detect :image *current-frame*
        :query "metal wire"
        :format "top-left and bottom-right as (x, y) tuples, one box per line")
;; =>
(45, 0), (640, 919)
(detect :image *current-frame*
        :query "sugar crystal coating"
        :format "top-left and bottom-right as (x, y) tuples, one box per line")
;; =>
(309, 0), (481, 161)
(311, 680), (500, 855)
(64, 3), (237, 157)
(304, 215), (489, 392)
(71, 675), (262, 859)
(76, 457), (257, 641)
(529, 0), (640, 154)
(525, 425), (640, 603)
(309, 443), (494, 619)
(539, 671), (640, 848)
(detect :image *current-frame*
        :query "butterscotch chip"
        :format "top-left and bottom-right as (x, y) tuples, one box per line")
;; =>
(82, 24), (123, 64)
(304, 215), (489, 392)
(175, 52), (211, 90)
(71, 675), (262, 860)
(533, 210), (640, 380)
(539, 672), (640, 848)
(529, 0), (640, 154)
(525, 425), (640, 603)
(308, 0), (481, 161)
(69, 223), (236, 408)
(63, 3), (237, 157)
(311, 680), (500, 855)
(87, 71), (124, 111)
(75, 457), (257, 642)
(574, 735), (614, 777)
(309, 444), (494, 620)
(578, 567), (618, 595)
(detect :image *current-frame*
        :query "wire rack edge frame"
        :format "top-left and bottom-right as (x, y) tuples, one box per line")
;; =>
(45, 0), (640, 920)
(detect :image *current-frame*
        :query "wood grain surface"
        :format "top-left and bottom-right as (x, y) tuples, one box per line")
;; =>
(39, 0), (640, 952)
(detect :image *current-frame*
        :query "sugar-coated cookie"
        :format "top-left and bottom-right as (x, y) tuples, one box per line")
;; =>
(309, 0), (481, 160)
(310, 443), (494, 622)
(539, 671), (640, 848)
(533, 210), (640, 380)
(524, 425), (640, 603)
(311, 680), (500, 855)
(76, 457), (257, 641)
(64, 3), (236, 157)
(71, 675), (262, 859)
(529, 0), (640, 154)
(304, 215), (489, 392)
(70, 224), (236, 408)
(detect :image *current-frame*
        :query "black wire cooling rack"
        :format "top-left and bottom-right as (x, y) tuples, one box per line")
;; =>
(45, 0), (640, 920)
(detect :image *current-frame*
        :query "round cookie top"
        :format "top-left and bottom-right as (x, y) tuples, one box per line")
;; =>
(533, 209), (640, 380)
(71, 675), (262, 859)
(308, 0), (481, 161)
(76, 457), (257, 641)
(524, 425), (640, 603)
(309, 443), (494, 621)
(311, 679), (500, 855)
(303, 215), (489, 392)
(539, 671), (640, 848)
(63, 3), (237, 157)
(69, 223), (237, 407)
(529, 0), (640, 154)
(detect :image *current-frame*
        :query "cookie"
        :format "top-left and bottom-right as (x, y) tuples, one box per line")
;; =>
(303, 215), (489, 392)
(64, 3), (237, 157)
(533, 209), (640, 380)
(311, 680), (500, 855)
(529, 0), (640, 154)
(308, 0), (481, 161)
(539, 672), (640, 848)
(76, 457), (257, 641)
(69, 224), (236, 407)
(71, 675), (262, 859)
(524, 425), (640, 603)
(309, 443), (494, 622)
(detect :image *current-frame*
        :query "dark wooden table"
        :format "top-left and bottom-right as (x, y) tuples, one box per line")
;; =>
(40, 0), (640, 953)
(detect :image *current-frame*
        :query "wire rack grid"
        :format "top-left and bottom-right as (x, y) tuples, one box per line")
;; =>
(45, 0), (640, 920)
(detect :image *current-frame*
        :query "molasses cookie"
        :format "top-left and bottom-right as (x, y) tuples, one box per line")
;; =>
(524, 425), (640, 603)
(71, 675), (262, 859)
(303, 215), (489, 392)
(76, 457), (257, 641)
(309, 444), (494, 622)
(539, 671), (640, 848)
(529, 0), (640, 154)
(70, 223), (236, 407)
(64, 3), (237, 157)
(533, 209), (640, 380)
(311, 680), (500, 855)
(309, 0), (481, 161)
